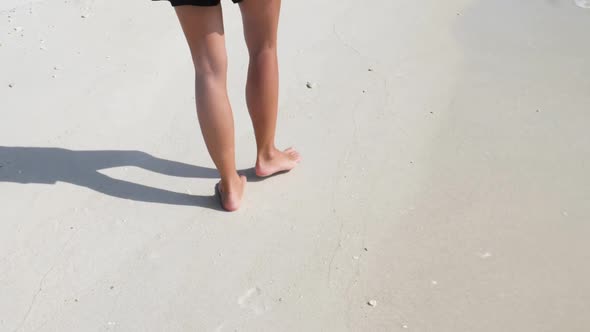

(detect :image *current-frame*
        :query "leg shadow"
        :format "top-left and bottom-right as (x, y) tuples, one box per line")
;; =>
(0, 146), (223, 209)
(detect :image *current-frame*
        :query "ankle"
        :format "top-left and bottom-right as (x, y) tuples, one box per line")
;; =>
(257, 145), (278, 160)
(220, 172), (241, 188)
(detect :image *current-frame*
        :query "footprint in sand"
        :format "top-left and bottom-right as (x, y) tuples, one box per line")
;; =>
(237, 287), (270, 315)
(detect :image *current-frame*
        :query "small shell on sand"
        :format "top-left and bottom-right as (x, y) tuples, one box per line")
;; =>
(367, 300), (377, 307)
(306, 82), (316, 89)
(478, 252), (492, 259)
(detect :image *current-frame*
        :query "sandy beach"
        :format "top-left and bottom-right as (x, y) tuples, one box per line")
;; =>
(1, 0), (590, 331)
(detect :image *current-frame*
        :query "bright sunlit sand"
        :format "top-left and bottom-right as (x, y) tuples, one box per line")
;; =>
(1, 0), (589, 331)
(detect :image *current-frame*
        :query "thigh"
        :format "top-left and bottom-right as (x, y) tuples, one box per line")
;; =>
(239, 0), (281, 52)
(175, 5), (227, 73)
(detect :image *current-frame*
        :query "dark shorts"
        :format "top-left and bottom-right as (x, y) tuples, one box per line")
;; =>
(156, 0), (243, 6)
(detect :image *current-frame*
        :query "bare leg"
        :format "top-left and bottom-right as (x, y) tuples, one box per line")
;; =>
(175, 5), (246, 211)
(239, 0), (301, 177)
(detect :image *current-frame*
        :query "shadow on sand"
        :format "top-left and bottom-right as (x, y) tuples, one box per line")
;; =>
(0, 146), (262, 210)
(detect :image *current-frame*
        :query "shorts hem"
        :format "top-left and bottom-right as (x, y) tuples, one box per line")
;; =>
(154, 0), (243, 6)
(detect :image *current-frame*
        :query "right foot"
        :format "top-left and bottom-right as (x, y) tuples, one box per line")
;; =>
(255, 147), (301, 177)
(217, 175), (247, 211)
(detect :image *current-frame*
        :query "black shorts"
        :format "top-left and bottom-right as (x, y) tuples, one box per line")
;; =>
(156, 0), (243, 6)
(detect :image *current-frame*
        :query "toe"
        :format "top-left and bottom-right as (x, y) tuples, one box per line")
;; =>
(289, 151), (301, 161)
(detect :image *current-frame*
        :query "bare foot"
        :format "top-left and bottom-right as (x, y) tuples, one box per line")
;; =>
(217, 175), (247, 211)
(255, 147), (301, 177)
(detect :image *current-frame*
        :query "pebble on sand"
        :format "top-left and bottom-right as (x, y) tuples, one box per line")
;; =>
(8, 83), (14, 88)
(478, 252), (492, 259)
(306, 82), (316, 89)
(367, 300), (377, 307)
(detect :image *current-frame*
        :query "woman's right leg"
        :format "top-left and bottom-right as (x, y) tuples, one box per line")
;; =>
(175, 5), (246, 211)
(239, 0), (301, 177)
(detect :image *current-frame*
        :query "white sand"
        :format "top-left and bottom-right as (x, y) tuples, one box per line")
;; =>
(1, 0), (590, 331)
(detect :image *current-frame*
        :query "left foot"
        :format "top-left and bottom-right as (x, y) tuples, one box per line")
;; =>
(255, 147), (301, 177)
(216, 175), (247, 211)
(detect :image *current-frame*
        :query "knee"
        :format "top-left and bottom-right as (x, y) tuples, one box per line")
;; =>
(248, 44), (277, 63)
(192, 52), (228, 78)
